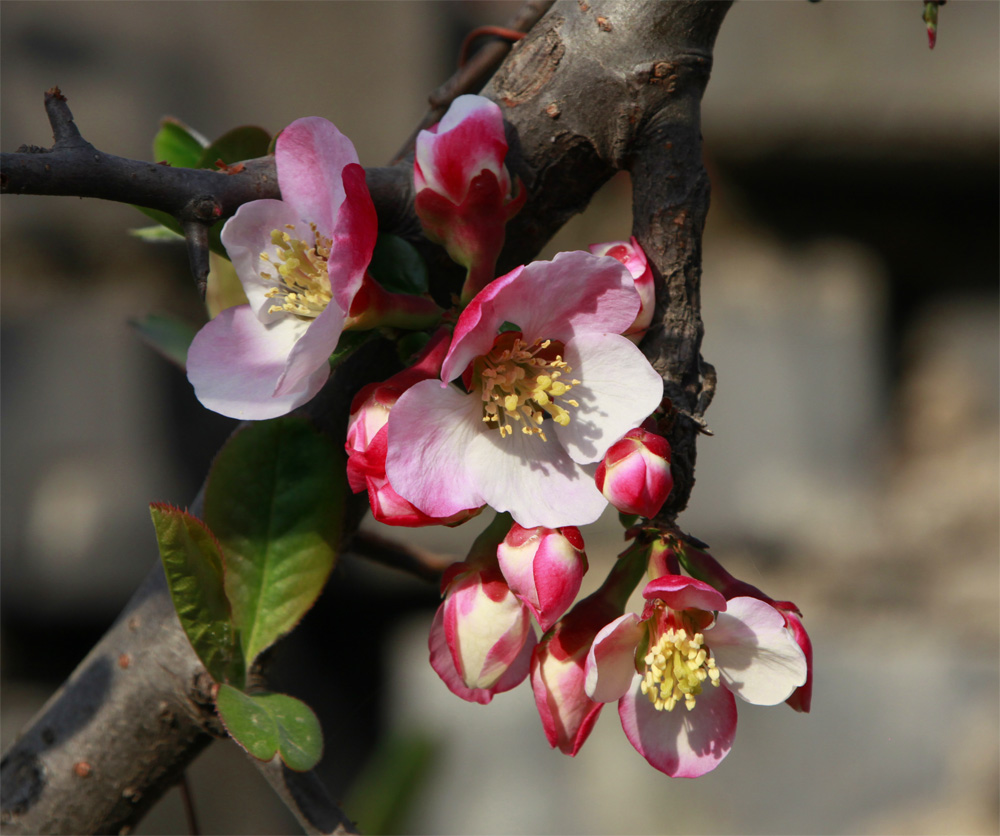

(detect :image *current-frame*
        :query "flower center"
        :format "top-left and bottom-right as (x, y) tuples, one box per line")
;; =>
(640, 626), (720, 712)
(259, 224), (333, 319)
(473, 332), (581, 441)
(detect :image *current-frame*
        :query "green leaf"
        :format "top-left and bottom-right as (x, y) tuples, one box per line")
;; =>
(368, 234), (429, 295)
(204, 417), (344, 667)
(198, 125), (271, 169)
(130, 314), (198, 369)
(149, 504), (244, 686)
(216, 684), (323, 771)
(153, 118), (208, 168)
(129, 224), (184, 243)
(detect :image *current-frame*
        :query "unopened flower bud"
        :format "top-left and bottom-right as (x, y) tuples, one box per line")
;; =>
(589, 237), (655, 342)
(595, 428), (673, 518)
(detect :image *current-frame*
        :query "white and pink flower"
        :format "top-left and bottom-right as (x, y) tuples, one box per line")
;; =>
(589, 237), (655, 341)
(497, 524), (588, 632)
(414, 94), (525, 301)
(188, 117), (377, 419)
(585, 574), (807, 777)
(429, 561), (536, 705)
(595, 426), (673, 518)
(384, 250), (664, 529)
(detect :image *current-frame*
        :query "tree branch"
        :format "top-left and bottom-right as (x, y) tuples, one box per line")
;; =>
(1, 0), (730, 830)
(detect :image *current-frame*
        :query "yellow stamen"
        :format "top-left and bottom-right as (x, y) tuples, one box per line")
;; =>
(259, 223), (333, 319)
(639, 627), (720, 712)
(473, 332), (582, 440)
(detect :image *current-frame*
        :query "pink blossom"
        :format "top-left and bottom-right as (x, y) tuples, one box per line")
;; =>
(530, 594), (620, 755)
(497, 524), (588, 632)
(414, 95), (525, 301)
(345, 330), (481, 527)
(188, 117), (376, 419)
(589, 237), (655, 341)
(585, 575), (807, 777)
(595, 427), (673, 518)
(384, 251), (664, 529)
(666, 542), (814, 713)
(429, 562), (536, 704)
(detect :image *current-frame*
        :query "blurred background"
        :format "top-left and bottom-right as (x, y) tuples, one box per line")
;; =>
(2, 2), (997, 834)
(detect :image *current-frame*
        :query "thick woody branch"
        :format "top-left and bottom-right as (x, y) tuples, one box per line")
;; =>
(1, 1), (729, 831)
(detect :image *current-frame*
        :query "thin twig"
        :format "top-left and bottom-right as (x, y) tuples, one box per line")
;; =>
(178, 771), (201, 836)
(389, 0), (554, 164)
(350, 531), (453, 584)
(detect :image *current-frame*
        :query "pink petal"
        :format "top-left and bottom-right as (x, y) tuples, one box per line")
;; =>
(272, 298), (345, 397)
(531, 642), (604, 756)
(275, 117), (359, 236)
(442, 253), (641, 383)
(584, 613), (644, 703)
(429, 605), (534, 705)
(415, 95), (508, 204)
(463, 427), (608, 528)
(708, 597), (808, 706)
(220, 199), (304, 322)
(384, 381), (487, 517)
(328, 162), (378, 313)
(553, 334), (664, 464)
(618, 673), (737, 778)
(642, 574), (728, 613)
(187, 305), (327, 420)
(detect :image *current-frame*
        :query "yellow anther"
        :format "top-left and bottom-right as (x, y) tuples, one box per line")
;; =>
(641, 626), (720, 713)
(259, 223), (333, 319)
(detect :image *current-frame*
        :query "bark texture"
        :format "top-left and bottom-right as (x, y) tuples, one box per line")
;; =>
(0, 1), (730, 831)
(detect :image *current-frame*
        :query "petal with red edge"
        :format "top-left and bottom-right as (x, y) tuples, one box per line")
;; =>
(708, 597), (808, 706)
(584, 613), (643, 703)
(619, 674), (737, 778)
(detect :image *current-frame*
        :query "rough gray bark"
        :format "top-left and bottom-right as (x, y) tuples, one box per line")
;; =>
(0, 1), (730, 832)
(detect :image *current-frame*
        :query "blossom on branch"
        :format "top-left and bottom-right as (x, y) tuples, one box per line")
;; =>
(384, 251), (664, 529)
(595, 426), (673, 518)
(589, 237), (655, 342)
(188, 117), (376, 419)
(414, 94), (526, 302)
(429, 561), (536, 705)
(585, 574), (807, 777)
(497, 523), (588, 632)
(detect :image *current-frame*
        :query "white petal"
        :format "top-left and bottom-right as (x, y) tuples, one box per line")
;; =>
(464, 428), (608, 528)
(555, 334), (664, 464)
(584, 613), (643, 703)
(187, 306), (326, 420)
(384, 382), (486, 517)
(709, 597), (808, 705)
(272, 299), (345, 397)
(220, 199), (305, 323)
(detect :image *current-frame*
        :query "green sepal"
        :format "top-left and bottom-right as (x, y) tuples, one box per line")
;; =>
(215, 684), (323, 771)
(130, 313), (198, 369)
(149, 503), (245, 686)
(153, 117), (208, 168)
(368, 234), (429, 295)
(197, 125), (271, 169)
(204, 417), (344, 668)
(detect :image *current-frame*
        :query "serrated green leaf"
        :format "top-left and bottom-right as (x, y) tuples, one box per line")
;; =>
(150, 504), (244, 686)
(204, 417), (344, 667)
(154, 118), (208, 169)
(198, 125), (271, 170)
(368, 234), (429, 295)
(216, 685), (323, 771)
(130, 314), (198, 369)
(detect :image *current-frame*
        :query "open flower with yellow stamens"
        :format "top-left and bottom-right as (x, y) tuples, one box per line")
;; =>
(584, 574), (807, 778)
(188, 117), (376, 419)
(384, 251), (664, 528)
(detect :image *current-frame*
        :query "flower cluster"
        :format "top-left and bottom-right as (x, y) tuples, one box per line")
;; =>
(187, 95), (813, 779)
